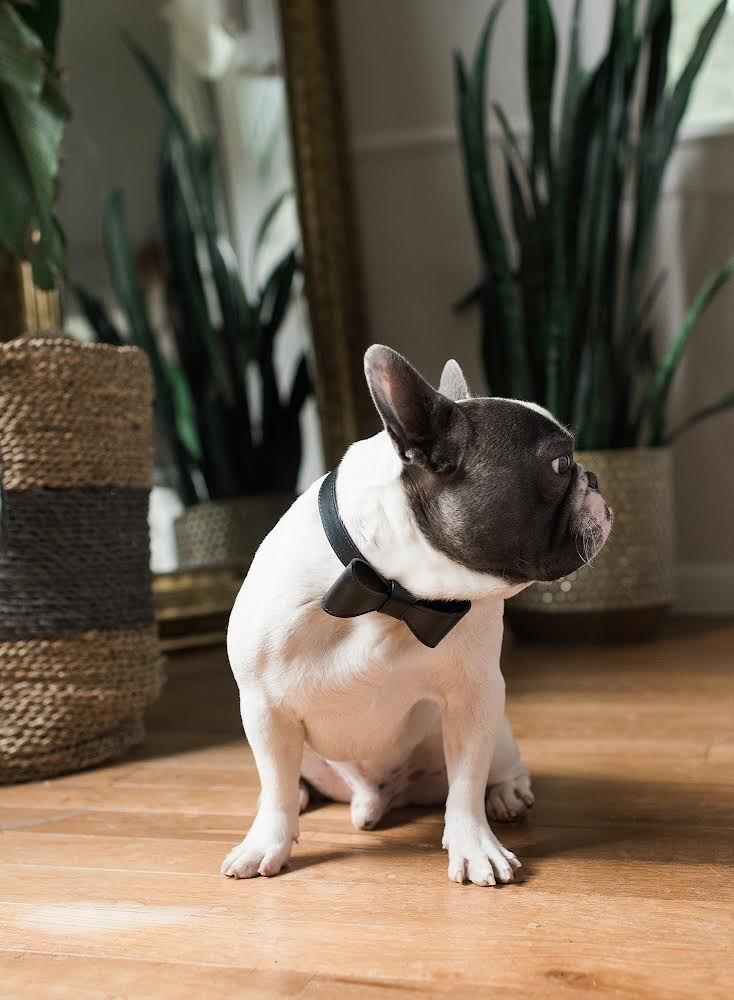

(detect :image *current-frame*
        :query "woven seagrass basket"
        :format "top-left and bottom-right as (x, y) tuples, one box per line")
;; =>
(0, 338), (164, 783)
(174, 494), (293, 570)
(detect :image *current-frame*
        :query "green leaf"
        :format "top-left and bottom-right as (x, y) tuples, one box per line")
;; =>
(623, 1), (727, 359)
(641, 0), (672, 129)
(667, 388), (734, 443)
(71, 283), (125, 346)
(288, 353), (312, 416)
(646, 251), (734, 445)
(250, 187), (293, 288)
(0, 102), (33, 249)
(14, 0), (62, 60)
(102, 187), (199, 506)
(127, 36), (254, 430)
(454, 0), (528, 397)
(525, 0), (556, 182)
(0, 3), (44, 96)
(258, 248), (297, 343)
(165, 360), (202, 461)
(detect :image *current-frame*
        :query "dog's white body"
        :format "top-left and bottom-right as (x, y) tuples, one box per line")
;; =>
(225, 427), (543, 885)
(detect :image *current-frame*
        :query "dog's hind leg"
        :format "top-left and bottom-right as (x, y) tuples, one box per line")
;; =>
(302, 748), (389, 830)
(485, 715), (534, 822)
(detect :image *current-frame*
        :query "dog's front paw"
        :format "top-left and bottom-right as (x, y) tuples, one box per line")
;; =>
(221, 831), (295, 879)
(442, 819), (521, 886)
(486, 771), (534, 822)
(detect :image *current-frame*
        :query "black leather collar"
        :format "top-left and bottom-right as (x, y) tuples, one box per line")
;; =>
(318, 469), (471, 648)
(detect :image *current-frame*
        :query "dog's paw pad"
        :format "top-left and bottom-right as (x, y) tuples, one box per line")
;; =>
(443, 822), (520, 887)
(221, 837), (293, 879)
(486, 773), (534, 823)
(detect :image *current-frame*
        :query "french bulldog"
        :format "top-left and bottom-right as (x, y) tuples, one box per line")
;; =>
(223, 345), (612, 886)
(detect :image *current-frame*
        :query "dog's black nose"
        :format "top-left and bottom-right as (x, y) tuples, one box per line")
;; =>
(586, 471), (599, 491)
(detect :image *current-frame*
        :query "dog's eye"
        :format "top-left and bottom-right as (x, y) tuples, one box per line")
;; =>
(552, 453), (572, 474)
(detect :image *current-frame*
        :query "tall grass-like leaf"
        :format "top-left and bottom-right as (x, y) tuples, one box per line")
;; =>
(456, 0), (730, 451)
(250, 188), (293, 289)
(667, 388), (734, 443)
(645, 251), (734, 445)
(72, 284), (124, 346)
(127, 37), (253, 423)
(455, 1), (529, 397)
(641, 0), (672, 128)
(103, 188), (199, 505)
(623, 1), (727, 362)
(525, 0), (556, 184)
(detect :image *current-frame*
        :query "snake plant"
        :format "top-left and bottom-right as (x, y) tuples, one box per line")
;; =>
(0, 0), (69, 292)
(455, 0), (733, 448)
(75, 44), (311, 507)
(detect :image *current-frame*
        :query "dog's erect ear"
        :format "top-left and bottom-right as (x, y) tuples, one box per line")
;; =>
(438, 359), (470, 401)
(364, 345), (468, 472)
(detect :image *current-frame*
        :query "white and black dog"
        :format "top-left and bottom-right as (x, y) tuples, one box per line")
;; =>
(224, 345), (612, 886)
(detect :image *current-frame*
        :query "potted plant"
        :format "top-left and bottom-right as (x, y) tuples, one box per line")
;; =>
(76, 45), (312, 570)
(454, 0), (734, 640)
(0, 0), (69, 338)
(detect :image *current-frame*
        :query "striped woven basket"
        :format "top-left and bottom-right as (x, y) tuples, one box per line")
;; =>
(0, 337), (164, 783)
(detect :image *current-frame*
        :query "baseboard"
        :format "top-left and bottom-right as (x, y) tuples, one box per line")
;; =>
(675, 563), (734, 616)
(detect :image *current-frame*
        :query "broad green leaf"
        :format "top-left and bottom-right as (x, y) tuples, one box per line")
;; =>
(14, 0), (61, 59)
(0, 3), (43, 96)
(0, 101), (33, 249)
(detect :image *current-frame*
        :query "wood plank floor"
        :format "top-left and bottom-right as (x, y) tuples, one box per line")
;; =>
(1, 620), (733, 998)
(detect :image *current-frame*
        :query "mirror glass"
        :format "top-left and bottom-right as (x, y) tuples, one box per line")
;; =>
(58, 0), (324, 599)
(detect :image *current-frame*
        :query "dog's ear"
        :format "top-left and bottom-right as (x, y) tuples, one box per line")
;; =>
(364, 345), (468, 472)
(438, 359), (470, 401)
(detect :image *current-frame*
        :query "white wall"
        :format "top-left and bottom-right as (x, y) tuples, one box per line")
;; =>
(336, 0), (734, 614)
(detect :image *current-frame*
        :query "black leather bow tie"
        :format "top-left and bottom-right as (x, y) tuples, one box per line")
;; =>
(318, 470), (471, 648)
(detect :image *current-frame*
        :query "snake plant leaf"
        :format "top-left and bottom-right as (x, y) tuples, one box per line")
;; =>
(158, 127), (235, 399)
(624, 0), (727, 357)
(641, 0), (672, 128)
(250, 188), (293, 289)
(666, 388), (734, 443)
(525, 0), (556, 183)
(72, 284), (125, 346)
(256, 249), (297, 455)
(455, 0), (529, 397)
(103, 188), (199, 505)
(646, 250), (734, 445)
(127, 36), (254, 421)
(164, 360), (202, 462)
(289, 354), (312, 416)
(258, 248), (297, 344)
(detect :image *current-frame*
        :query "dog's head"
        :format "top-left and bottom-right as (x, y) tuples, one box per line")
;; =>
(364, 345), (612, 584)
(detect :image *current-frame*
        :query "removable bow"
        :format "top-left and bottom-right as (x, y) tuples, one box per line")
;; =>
(318, 470), (471, 648)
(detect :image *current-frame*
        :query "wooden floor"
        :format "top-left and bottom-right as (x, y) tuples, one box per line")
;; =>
(1, 620), (733, 998)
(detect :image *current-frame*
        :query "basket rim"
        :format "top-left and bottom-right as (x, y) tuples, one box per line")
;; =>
(0, 336), (143, 361)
